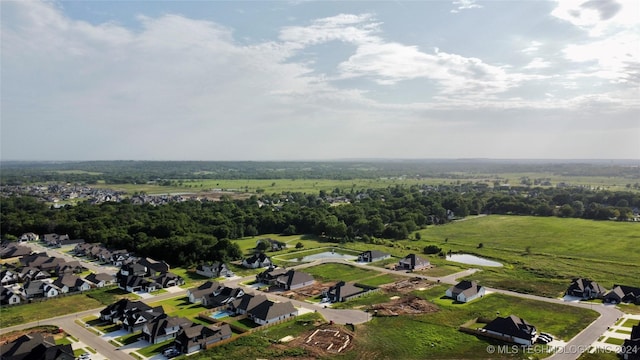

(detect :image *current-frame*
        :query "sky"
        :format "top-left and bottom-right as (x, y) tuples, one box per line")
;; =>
(1, 0), (639, 161)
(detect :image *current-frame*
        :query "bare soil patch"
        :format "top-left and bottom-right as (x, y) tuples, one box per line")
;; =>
(283, 324), (355, 358)
(369, 295), (439, 316)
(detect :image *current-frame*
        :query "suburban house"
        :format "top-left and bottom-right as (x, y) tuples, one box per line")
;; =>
(119, 263), (148, 278)
(397, 254), (431, 271)
(100, 299), (153, 323)
(565, 278), (607, 299)
(187, 281), (222, 304)
(228, 293), (269, 315)
(0, 332), (75, 360)
(0, 243), (32, 259)
(483, 315), (537, 345)
(357, 250), (391, 263)
(118, 275), (147, 292)
(18, 267), (50, 282)
(153, 272), (184, 288)
(242, 253), (272, 269)
(247, 300), (298, 326)
(21, 280), (59, 299)
(275, 270), (315, 291)
(256, 267), (289, 284)
(257, 238), (287, 251)
(174, 323), (232, 354)
(137, 257), (170, 276)
(621, 325), (640, 360)
(1, 269), (20, 286)
(446, 280), (486, 303)
(42, 233), (71, 247)
(142, 314), (191, 344)
(1, 286), (21, 305)
(52, 274), (91, 293)
(122, 306), (165, 332)
(203, 286), (245, 308)
(326, 281), (370, 303)
(195, 262), (232, 278)
(54, 261), (84, 276)
(604, 284), (640, 304)
(84, 273), (115, 288)
(19, 232), (39, 242)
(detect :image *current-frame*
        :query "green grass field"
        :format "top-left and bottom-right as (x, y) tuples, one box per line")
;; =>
(303, 263), (384, 283)
(406, 216), (640, 297)
(1, 296), (104, 328)
(334, 288), (598, 360)
(147, 296), (206, 321)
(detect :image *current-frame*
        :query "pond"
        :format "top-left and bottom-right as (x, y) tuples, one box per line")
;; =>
(288, 251), (358, 262)
(446, 254), (503, 267)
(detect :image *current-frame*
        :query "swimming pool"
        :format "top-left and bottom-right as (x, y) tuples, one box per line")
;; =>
(210, 310), (233, 319)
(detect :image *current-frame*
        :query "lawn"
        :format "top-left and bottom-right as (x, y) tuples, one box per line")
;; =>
(1, 295), (103, 327)
(86, 286), (139, 304)
(303, 263), (382, 283)
(147, 296), (206, 320)
(116, 331), (143, 345)
(622, 319), (640, 328)
(137, 339), (175, 357)
(187, 312), (324, 360)
(406, 216), (640, 297)
(356, 274), (404, 287)
(335, 288), (599, 360)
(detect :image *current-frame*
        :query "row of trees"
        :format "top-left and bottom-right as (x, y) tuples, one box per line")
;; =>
(1, 184), (638, 267)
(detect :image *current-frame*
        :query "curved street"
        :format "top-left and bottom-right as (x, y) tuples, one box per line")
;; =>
(0, 251), (626, 360)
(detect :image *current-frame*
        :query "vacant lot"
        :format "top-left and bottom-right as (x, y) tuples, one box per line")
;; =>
(411, 216), (640, 297)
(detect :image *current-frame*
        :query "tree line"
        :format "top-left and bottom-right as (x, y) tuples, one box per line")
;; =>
(1, 184), (638, 267)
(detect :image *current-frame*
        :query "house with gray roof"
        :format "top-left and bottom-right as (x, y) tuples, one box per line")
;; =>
(446, 280), (485, 303)
(326, 281), (370, 303)
(1, 286), (21, 305)
(604, 284), (640, 304)
(483, 315), (537, 346)
(85, 273), (115, 288)
(203, 286), (244, 308)
(247, 300), (298, 326)
(174, 323), (232, 354)
(397, 253), (430, 271)
(52, 274), (91, 293)
(187, 281), (222, 304)
(142, 314), (191, 344)
(195, 262), (232, 278)
(566, 278), (607, 300)
(228, 293), (268, 315)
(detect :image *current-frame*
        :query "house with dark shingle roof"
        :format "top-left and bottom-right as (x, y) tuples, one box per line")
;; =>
(621, 325), (640, 360)
(142, 314), (192, 344)
(0, 243), (32, 259)
(1, 286), (21, 305)
(0, 332), (74, 360)
(247, 300), (298, 326)
(242, 253), (272, 269)
(604, 284), (640, 305)
(446, 280), (486, 303)
(203, 286), (245, 308)
(228, 293), (268, 315)
(100, 299), (153, 323)
(483, 315), (537, 345)
(122, 306), (165, 332)
(21, 280), (59, 299)
(357, 250), (391, 263)
(566, 278), (607, 300)
(1, 269), (20, 286)
(187, 281), (222, 304)
(397, 253), (430, 271)
(52, 274), (91, 293)
(326, 281), (370, 303)
(195, 262), (232, 278)
(84, 273), (115, 288)
(174, 323), (232, 354)
(18, 267), (50, 282)
(153, 272), (184, 288)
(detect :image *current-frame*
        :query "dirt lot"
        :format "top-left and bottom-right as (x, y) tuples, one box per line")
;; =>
(0, 326), (63, 345)
(281, 324), (355, 358)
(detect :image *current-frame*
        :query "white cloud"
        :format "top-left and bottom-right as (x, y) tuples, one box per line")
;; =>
(551, 0), (639, 36)
(521, 41), (543, 54)
(451, 0), (483, 13)
(524, 57), (552, 69)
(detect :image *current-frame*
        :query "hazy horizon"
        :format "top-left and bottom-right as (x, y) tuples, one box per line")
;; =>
(2, 1), (639, 161)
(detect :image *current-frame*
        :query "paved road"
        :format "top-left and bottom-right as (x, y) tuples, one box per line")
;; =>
(1, 253), (626, 360)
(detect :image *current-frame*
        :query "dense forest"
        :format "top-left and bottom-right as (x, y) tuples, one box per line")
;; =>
(2, 159), (639, 184)
(2, 184), (638, 266)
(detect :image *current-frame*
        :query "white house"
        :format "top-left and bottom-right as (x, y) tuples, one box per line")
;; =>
(445, 280), (486, 303)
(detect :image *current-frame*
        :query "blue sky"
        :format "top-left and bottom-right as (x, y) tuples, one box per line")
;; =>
(1, 0), (638, 160)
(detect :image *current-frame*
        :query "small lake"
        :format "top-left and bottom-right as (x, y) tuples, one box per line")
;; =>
(289, 251), (358, 262)
(446, 254), (503, 267)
